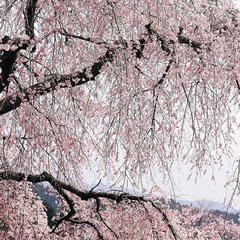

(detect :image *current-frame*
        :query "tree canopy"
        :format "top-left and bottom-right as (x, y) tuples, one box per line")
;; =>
(1, 0), (240, 239)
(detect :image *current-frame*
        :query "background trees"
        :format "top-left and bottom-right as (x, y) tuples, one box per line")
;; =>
(1, 0), (240, 238)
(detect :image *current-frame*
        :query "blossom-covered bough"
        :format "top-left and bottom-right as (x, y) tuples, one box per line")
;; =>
(0, 171), (178, 239)
(1, 0), (240, 239)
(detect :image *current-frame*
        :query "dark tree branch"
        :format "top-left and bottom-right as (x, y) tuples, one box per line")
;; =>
(131, 38), (146, 58)
(24, 0), (38, 39)
(26, 171), (145, 202)
(150, 90), (158, 137)
(145, 23), (202, 54)
(0, 171), (178, 239)
(151, 202), (178, 240)
(0, 171), (25, 181)
(145, 22), (173, 55)
(182, 82), (197, 140)
(69, 219), (104, 239)
(0, 22), (203, 117)
(51, 189), (75, 233)
(0, 1), (38, 94)
(138, 201), (161, 239)
(89, 179), (102, 193)
(149, 50), (175, 136)
(177, 27), (201, 53)
(59, 29), (107, 46)
(236, 79), (240, 91)
(0, 24), (154, 115)
(154, 58), (174, 88)
(0, 37), (28, 93)
(95, 198), (118, 239)
(0, 48), (115, 116)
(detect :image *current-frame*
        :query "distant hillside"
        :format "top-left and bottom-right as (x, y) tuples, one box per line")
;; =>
(33, 183), (240, 239)
(177, 199), (240, 225)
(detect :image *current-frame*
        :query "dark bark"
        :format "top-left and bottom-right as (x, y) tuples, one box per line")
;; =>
(0, 21), (204, 117)
(0, 48), (115, 116)
(24, 0), (38, 39)
(0, 0), (38, 94)
(0, 38), (28, 93)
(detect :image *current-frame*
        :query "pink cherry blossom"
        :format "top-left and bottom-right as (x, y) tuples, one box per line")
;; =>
(0, 0), (240, 239)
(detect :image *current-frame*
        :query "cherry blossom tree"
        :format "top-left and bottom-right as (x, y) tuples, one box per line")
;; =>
(1, 0), (240, 238)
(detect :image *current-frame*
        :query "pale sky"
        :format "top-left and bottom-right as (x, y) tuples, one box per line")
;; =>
(235, 0), (240, 8)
